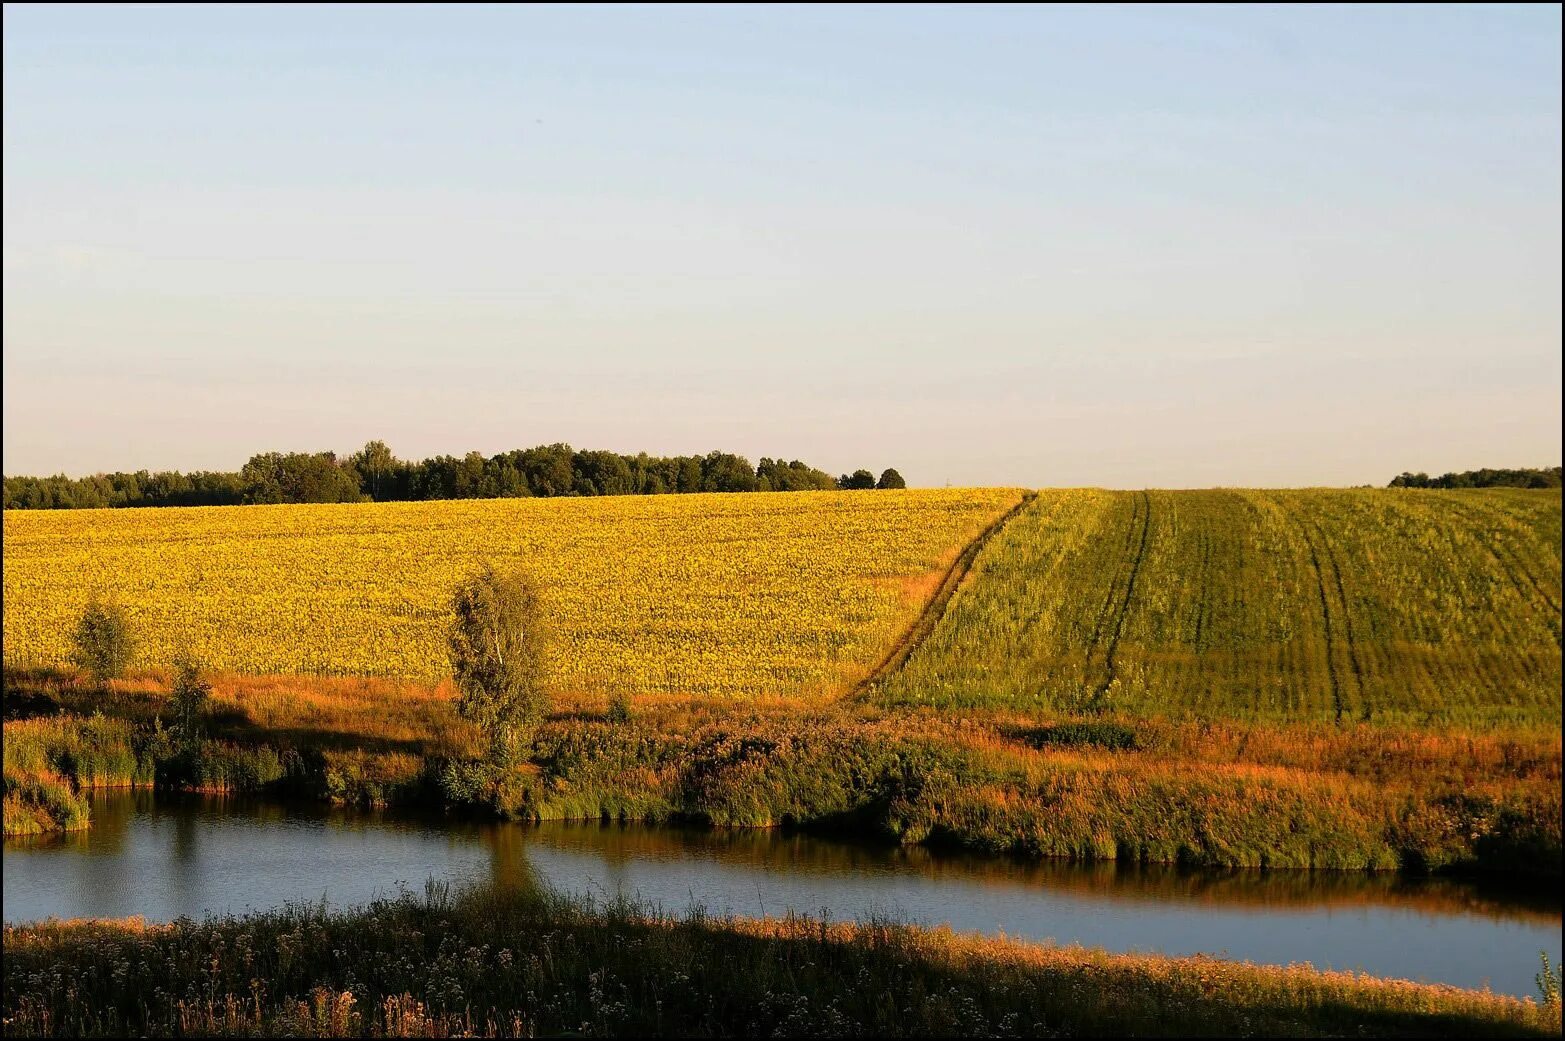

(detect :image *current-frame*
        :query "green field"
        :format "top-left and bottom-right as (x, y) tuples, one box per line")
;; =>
(876, 488), (1562, 725)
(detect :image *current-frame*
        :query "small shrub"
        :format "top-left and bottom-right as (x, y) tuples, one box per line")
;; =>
(607, 692), (633, 725)
(69, 601), (136, 683)
(1538, 952), (1561, 1008)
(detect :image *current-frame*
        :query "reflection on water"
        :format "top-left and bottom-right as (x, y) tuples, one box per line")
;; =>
(4, 790), (1560, 998)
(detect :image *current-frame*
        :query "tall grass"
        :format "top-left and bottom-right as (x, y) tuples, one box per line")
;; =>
(521, 706), (1560, 873)
(3, 883), (1557, 1038)
(1, 713), (149, 834)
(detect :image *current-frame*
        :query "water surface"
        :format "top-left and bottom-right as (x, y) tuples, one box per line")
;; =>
(4, 790), (1558, 999)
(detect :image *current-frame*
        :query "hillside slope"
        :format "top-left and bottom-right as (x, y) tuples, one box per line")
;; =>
(876, 489), (1562, 725)
(2, 489), (1020, 699)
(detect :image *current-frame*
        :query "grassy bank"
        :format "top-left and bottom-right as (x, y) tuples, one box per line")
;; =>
(6, 670), (1559, 875)
(3, 883), (1557, 1038)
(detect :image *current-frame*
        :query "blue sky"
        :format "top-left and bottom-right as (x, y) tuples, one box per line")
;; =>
(3, 4), (1559, 487)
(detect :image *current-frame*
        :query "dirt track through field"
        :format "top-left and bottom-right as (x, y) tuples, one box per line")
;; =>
(1093, 490), (1152, 700)
(1294, 514), (1348, 724)
(851, 491), (1037, 698)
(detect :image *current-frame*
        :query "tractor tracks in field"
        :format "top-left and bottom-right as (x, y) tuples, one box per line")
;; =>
(1291, 507), (1364, 724)
(851, 490), (1038, 698)
(1192, 522), (1214, 654)
(1440, 497), (1562, 646)
(1090, 490), (1153, 700)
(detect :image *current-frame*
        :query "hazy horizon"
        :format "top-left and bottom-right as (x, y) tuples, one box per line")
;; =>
(4, 4), (1560, 487)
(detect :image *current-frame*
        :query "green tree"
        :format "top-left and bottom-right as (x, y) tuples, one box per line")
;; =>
(240, 451), (363, 504)
(350, 440), (400, 499)
(876, 468), (907, 490)
(167, 655), (212, 746)
(448, 566), (551, 763)
(699, 451), (759, 492)
(676, 457), (704, 493)
(839, 469), (877, 490)
(70, 601), (136, 683)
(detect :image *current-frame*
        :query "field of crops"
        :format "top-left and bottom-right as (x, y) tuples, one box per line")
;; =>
(1, 490), (1019, 699)
(876, 489), (1562, 725)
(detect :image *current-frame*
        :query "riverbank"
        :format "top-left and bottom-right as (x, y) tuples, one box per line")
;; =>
(3, 883), (1558, 1038)
(4, 668), (1560, 874)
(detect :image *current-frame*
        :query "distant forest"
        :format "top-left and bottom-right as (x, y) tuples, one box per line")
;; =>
(2, 442), (909, 510)
(1388, 466), (1561, 489)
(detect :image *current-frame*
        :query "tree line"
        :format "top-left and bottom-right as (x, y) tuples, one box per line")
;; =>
(1388, 466), (1561, 490)
(2, 442), (908, 509)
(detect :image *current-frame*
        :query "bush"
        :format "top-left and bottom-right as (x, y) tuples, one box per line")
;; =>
(607, 691), (633, 725)
(876, 468), (907, 490)
(448, 565), (551, 763)
(69, 601), (136, 683)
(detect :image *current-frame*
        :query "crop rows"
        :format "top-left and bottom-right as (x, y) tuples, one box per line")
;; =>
(877, 489), (1562, 725)
(2, 489), (1020, 699)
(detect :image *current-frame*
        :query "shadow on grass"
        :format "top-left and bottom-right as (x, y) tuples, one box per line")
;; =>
(3, 666), (443, 759)
(3, 884), (1556, 1038)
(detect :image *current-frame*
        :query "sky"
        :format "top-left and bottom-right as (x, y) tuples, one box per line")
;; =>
(3, 4), (1560, 488)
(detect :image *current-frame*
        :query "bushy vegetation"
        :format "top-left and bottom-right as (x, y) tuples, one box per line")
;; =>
(876, 488), (1562, 725)
(2, 440), (909, 508)
(1, 712), (146, 834)
(6, 671), (1557, 876)
(3, 883), (1556, 1038)
(1, 670), (459, 833)
(2, 772), (90, 836)
(517, 706), (1560, 874)
(1391, 467), (1561, 489)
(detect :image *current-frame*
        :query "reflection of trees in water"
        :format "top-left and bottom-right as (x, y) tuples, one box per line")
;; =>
(18, 795), (1559, 929)
(482, 823), (543, 897)
(516, 820), (1562, 925)
(168, 795), (200, 913)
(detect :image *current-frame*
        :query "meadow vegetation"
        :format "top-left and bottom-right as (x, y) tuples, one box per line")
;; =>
(2, 883), (1557, 1038)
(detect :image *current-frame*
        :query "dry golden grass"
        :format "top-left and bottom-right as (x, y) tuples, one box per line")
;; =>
(4, 885), (1556, 1037)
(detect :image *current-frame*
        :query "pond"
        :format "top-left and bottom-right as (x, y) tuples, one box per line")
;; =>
(4, 790), (1559, 999)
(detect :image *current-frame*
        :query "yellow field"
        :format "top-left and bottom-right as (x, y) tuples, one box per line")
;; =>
(1, 489), (1019, 699)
